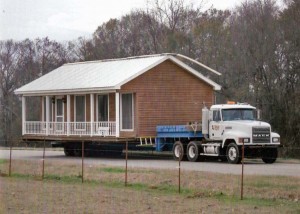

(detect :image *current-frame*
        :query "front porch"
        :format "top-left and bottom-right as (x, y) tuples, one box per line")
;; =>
(24, 121), (116, 137)
(21, 92), (131, 139)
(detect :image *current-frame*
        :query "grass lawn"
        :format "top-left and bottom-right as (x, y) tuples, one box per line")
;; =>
(0, 159), (299, 213)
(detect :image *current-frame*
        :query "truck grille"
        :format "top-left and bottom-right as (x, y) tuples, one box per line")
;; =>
(252, 127), (271, 143)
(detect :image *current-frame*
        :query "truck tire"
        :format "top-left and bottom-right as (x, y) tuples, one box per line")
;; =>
(187, 141), (200, 162)
(262, 148), (277, 164)
(226, 143), (242, 164)
(172, 141), (186, 161)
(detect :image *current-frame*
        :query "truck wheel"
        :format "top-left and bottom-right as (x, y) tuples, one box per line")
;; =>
(226, 143), (242, 164)
(172, 141), (186, 161)
(262, 148), (277, 164)
(187, 141), (200, 162)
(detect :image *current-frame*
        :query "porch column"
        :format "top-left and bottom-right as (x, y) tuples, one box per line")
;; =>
(45, 96), (50, 136)
(67, 95), (71, 136)
(90, 94), (94, 136)
(22, 96), (26, 135)
(115, 92), (120, 137)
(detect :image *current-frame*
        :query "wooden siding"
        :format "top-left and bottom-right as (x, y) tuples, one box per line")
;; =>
(109, 93), (116, 121)
(35, 60), (214, 139)
(120, 59), (214, 137)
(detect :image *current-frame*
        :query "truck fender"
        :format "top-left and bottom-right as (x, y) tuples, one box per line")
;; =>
(221, 130), (250, 148)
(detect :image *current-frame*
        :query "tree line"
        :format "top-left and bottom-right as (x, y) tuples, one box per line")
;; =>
(0, 0), (299, 156)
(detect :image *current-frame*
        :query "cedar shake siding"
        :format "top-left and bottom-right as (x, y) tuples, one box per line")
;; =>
(120, 59), (214, 137)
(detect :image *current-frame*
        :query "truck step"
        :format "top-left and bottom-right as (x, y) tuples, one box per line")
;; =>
(200, 153), (219, 157)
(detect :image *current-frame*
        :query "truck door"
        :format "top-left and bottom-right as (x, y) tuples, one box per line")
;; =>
(209, 109), (223, 140)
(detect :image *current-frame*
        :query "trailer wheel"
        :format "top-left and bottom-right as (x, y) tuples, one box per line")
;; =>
(73, 144), (82, 157)
(262, 148), (277, 164)
(172, 141), (186, 161)
(226, 143), (241, 164)
(64, 146), (73, 156)
(187, 141), (200, 162)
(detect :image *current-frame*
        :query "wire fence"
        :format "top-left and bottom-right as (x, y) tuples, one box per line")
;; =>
(0, 139), (299, 213)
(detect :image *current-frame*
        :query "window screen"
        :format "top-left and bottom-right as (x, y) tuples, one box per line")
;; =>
(121, 94), (133, 130)
(75, 96), (85, 122)
(98, 95), (108, 121)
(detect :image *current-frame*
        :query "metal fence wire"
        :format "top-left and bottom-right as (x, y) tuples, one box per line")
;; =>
(0, 139), (299, 213)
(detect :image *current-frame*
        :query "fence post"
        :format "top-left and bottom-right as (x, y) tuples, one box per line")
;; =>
(178, 147), (181, 194)
(9, 141), (12, 177)
(241, 141), (244, 200)
(42, 139), (46, 180)
(125, 141), (128, 187)
(82, 141), (84, 183)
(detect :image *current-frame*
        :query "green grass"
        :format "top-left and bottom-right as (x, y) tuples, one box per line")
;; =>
(100, 167), (126, 173)
(3, 171), (299, 212)
(2, 159), (299, 212)
(99, 167), (152, 174)
(0, 159), (7, 164)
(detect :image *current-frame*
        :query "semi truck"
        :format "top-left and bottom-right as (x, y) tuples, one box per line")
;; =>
(155, 102), (280, 164)
(60, 102), (280, 164)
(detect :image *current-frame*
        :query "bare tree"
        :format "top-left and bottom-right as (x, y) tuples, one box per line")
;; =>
(0, 40), (20, 144)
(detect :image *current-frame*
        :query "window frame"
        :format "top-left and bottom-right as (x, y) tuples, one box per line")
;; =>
(120, 93), (134, 131)
(96, 94), (109, 122)
(212, 109), (221, 122)
(74, 95), (86, 130)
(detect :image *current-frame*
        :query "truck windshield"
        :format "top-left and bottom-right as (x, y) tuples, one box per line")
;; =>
(222, 109), (256, 121)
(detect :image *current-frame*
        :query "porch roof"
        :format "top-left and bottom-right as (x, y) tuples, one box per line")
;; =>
(15, 54), (221, 96)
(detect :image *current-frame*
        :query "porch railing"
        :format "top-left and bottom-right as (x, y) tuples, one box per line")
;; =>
(24, 121), (116, 137)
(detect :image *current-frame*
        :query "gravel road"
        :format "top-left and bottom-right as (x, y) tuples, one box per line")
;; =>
(1, 149), (299, 177)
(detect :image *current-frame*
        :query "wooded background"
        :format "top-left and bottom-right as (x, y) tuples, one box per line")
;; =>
(0, 0), (299, 156)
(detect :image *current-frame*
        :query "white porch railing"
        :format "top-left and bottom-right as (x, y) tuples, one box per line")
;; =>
(24, 121), (116, 137)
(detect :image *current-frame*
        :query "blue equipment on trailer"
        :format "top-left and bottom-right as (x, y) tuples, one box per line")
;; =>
(155, 125), (203, 152)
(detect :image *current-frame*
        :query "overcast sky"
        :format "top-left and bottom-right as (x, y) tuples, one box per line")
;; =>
(0, 0), (245, 42)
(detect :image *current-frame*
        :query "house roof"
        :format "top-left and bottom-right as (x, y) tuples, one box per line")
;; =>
(15, 54), (221, 96)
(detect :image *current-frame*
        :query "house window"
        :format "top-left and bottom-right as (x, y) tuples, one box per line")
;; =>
(75, 95), (86, 129)
(121, 93), (134, 130)
(56, 98), (64, 131)
(97, 94), (109, 121)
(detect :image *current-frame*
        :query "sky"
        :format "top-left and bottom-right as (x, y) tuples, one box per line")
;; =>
(0, 0), (245, 42)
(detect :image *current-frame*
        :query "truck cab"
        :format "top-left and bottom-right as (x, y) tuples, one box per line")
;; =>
(203, 103), (280, 163)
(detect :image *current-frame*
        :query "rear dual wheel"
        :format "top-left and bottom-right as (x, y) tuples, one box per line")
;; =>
(172, 141), (187, 161)
(187, 141), (204, 162)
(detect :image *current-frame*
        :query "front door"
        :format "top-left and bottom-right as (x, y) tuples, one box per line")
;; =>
(56, 98), (64, 132)
(209, 109), (223, 140)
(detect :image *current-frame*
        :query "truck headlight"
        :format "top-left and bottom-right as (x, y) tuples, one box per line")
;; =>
(272, 137), (280, 143)
(239, 138), (250, 143)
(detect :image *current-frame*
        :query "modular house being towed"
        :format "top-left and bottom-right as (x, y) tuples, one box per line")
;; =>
(15, 54), (221, 143)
